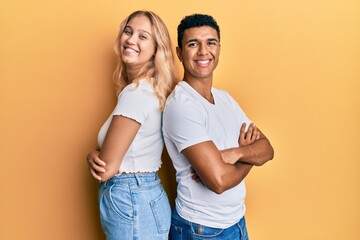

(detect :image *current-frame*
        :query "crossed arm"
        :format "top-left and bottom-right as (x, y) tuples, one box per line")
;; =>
(186, 123), (274, 194)
(87, 115), (140, 182)
(88, 122), (274, 191)
(220, 123), (274, 166)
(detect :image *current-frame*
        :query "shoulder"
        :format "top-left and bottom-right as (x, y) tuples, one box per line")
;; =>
(119, 79), (158, 104)
(213, 87), (241, 108)
(164, 83), (204, 115)
(212, 87), (232, 101)
(122, 79), (155, 95)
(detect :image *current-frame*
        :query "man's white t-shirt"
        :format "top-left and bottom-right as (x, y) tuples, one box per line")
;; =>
(163, 81), (251, 228)
(98, 79), (163, 174)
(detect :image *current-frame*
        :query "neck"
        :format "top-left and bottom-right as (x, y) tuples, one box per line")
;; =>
(184, 76), (214, 103)
(126, 69), (138, 82)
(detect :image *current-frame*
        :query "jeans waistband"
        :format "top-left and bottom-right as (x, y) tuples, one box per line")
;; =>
(104, 172), (159, 187)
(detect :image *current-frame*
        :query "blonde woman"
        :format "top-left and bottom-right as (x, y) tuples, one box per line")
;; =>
(86, 10), (178, 239)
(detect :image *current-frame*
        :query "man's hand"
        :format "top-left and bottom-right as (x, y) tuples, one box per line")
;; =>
(220, 123), (260, 164)
(239, 122), (260, 146)
(191, 167), (202, 183)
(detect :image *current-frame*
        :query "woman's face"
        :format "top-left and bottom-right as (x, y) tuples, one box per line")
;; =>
(120, 15), (156, 71)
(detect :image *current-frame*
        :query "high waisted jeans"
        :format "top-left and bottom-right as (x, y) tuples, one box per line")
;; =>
(170, 208), (249, 240)
(98, 172), (171, 240)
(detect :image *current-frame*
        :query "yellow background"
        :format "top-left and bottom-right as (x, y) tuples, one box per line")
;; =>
(1, 0), (359, 239)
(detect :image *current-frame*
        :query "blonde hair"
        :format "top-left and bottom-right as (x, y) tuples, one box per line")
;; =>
(113, 10), (178, 110)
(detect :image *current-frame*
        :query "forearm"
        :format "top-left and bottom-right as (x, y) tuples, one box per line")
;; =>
(87, 149), (122, 182)
(96, 155), (120, 182)
(216, 162), (253, 193)
(184, 141), (255, 194)
(97, 116), (140, 182)
(230, 138), (274, 166)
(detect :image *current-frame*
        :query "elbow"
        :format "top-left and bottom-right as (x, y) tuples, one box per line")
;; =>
(259, 146), (275, 166)
(212, 186), (227, 195)
(254, 146), (275, 167)
(205, 176), (228, 194)
(99, 168), (118, 182)
(99, 174), (111, 182)
(208, 184), (226, 194)
(268, 145), (275, 162)
(270, 147), (275, 160)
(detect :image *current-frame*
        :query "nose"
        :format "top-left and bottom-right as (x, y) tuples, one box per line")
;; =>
(197, 43), (208, 56)
(125, 34), (136, 45)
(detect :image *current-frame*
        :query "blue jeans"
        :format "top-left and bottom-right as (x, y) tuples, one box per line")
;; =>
(98, 172), (171, 240)
(170, 208), (249, 240)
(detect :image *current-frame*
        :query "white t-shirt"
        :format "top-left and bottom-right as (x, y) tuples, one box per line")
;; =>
(163, 81), (251, 228)
(98, 79), (163, 173)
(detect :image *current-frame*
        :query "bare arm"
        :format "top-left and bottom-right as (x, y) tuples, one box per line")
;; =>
(221, 123), (274, 166)
(182, 141), (253, 194)
(95, 115), (140, 182)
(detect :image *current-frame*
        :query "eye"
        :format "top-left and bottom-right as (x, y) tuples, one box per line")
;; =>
(139, 34), (147, 40)
(123, 28), (132, 35)
(208, 41), (217, 46)
(187, 42), (197, 47)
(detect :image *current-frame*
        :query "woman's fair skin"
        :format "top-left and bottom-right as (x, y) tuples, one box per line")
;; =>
(120, 15), (156, 79)
(87, 15), (157, 182)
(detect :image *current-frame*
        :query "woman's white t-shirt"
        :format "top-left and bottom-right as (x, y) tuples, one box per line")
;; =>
(97, 79), (163, 173)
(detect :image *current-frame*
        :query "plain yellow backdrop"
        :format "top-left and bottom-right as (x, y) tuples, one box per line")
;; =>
(1, 0), (359, 239)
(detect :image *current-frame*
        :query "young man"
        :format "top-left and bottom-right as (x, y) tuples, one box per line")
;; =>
(162, 14), (274, 239)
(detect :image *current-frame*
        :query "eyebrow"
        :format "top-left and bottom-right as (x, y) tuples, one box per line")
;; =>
(185, 38), (219, 44)
(124, 25), (152, 36)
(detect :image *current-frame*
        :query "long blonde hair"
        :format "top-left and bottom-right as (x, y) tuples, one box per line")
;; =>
(113, 10), (178, 110)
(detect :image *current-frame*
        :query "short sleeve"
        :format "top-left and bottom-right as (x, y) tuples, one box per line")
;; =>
(113, 85), (157, 124)
(163, 97), (211, 153)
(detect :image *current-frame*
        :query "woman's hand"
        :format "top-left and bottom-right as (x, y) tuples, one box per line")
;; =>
(87, 150), (106, 182)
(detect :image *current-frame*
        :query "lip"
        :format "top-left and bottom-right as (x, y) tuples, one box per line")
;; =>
(123, 46), (139, 54)
(194, 59), (212, 67)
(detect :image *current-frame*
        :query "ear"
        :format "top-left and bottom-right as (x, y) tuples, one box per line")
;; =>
(176, 46), (182, 62)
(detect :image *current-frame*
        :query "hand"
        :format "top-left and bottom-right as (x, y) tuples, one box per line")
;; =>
(239, 123), (260, 146)
(86, 150), (106, 182)
(190, 167), (203, 184)
(220, 150), (238, 164)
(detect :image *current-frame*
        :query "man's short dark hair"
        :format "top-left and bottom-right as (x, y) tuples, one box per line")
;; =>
(177, 14), (220, 49)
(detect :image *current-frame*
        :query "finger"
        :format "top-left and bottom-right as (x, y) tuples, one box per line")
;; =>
(90, 161), (106, 173)
(251, 124), (258, 141)
(192, 174), (201, 182)
(240, 122), (246, 140)
(90, 168), (102, 181)
(94, 157), (106, 166)
(246, 123), (254, 141)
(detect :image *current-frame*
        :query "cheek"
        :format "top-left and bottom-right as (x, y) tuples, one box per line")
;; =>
(119, 34), (127, 44)
(146, 42), (156, 56)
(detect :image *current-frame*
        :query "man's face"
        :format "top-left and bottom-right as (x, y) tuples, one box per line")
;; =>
(177, 26), (220, 81)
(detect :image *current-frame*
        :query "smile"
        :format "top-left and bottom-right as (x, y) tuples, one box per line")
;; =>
(195, 59), (211, 66)
(124, 46), (139, 53)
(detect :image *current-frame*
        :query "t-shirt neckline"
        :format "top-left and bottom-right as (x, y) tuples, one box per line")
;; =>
(181, 81), (216, 106)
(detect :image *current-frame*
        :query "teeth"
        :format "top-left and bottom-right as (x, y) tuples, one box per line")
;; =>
(124, 47), (138, 53)
(197, 60), (210, 64)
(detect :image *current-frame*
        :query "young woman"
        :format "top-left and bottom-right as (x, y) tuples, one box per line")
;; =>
(86, 10), (178, 239)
